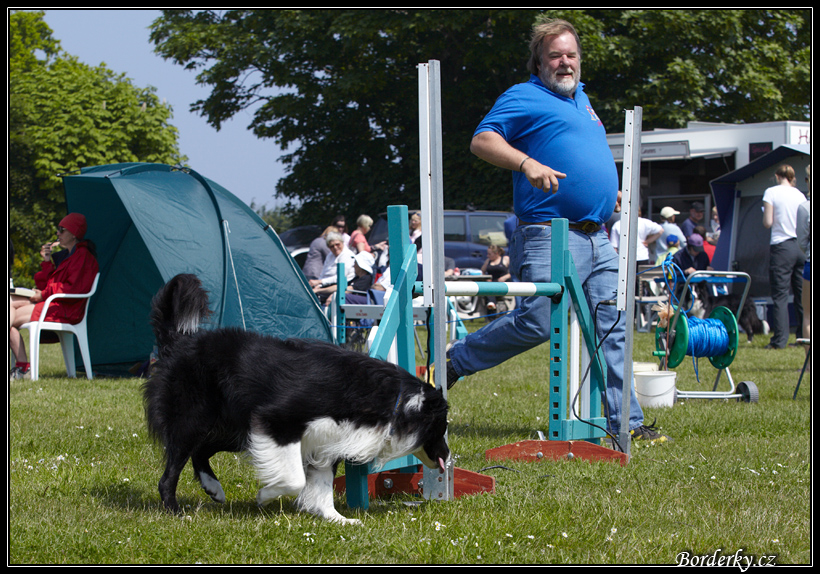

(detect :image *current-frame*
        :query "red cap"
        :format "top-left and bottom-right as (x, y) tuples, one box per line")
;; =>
(59, 213), (88, 240)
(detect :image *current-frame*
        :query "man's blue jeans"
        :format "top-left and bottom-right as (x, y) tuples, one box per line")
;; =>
(448, 223), (644, 435)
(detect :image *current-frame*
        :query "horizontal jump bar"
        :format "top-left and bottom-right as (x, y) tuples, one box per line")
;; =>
(414, 281), (562, 297)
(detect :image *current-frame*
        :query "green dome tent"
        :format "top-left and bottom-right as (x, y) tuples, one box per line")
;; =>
(61, 163), (332, 375)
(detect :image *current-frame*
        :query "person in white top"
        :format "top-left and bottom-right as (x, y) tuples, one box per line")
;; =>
(762, 163), (807, 349)
(309, 231), (356, 305)
(656, 206), (687, 262)
(409, 211), (422, 244)
(609, 207), (664, 265)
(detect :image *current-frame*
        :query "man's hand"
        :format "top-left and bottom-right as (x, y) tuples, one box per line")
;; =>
(521, 158), (566, 194)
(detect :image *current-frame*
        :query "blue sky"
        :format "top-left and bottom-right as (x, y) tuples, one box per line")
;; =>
(42, 9), (288, 209)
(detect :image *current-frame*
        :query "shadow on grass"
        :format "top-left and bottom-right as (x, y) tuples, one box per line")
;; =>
(91, 480), (315, 520)
(91, 478), (418, 523)
(449, 420), (542, 442)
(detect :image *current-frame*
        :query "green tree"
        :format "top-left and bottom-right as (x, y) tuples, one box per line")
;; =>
(570, 10), (811, 130)
(149, 9), (811, 225)
(252, 202), (292, 234)
(9, 10), (185, 284)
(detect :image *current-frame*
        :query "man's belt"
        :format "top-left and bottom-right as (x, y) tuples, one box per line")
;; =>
(517, 218), (601, 234)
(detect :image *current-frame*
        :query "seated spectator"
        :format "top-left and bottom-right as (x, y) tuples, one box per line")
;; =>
(302, 226), (335, 281)
(309, 232), (355, 305)
(707, 206), (721, 245)
(332, 214), (350, 245)
(671, 233), (712, 279)
(694, 225), (714, 262)
(348, 215), (373, 254)
(343, 252), (376, 305)
(656, 234), (680, 265)
(657, 205), (687, 261)
(670, 233), (712, 305)
(409, 211), (422, 244)
(9, 213), (99, 379)
(481, 244), (510, 313)
(372, 267), (392, 292)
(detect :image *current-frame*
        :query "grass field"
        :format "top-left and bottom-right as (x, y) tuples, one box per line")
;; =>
(9, 323), (812, 565)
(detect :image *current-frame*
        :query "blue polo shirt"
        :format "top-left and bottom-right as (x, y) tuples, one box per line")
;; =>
(475, 75), (619, 225)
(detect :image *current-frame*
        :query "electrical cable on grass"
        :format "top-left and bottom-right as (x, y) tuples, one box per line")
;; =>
(570, 299), (625, 453)
(478, 465), (521, 473)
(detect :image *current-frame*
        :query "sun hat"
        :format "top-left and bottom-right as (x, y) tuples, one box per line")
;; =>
(354, 251), (375, 275)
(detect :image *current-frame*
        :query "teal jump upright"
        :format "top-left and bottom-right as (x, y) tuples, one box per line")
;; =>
(342, 205), (422, 510)
(547, 219), (607, 443)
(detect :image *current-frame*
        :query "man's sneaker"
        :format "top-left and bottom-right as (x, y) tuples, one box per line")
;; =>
(446, 361), (461, 390)
(630, 420), (672, 444)
(9, 365), (31, 380)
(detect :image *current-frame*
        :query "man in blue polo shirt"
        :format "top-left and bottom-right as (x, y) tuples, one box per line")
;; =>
(446, 18), (669, 444)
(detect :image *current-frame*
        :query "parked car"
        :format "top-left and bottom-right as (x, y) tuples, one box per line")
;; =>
(368, 209), (513, 270)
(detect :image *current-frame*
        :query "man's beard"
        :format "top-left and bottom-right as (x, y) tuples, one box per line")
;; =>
(540, 65), (581, 98)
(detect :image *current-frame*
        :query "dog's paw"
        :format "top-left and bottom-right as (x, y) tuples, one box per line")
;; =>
(309, 507), (363, 525)
(331, 515), (362, 526)
(198, 472), (226, 503)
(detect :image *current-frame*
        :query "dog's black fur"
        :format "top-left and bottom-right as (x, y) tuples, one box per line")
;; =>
(693, 282), (767, 343)
(143, 273), (450, 524)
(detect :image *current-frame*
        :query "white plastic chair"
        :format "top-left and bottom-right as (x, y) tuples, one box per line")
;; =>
(19, 273), (100, 381)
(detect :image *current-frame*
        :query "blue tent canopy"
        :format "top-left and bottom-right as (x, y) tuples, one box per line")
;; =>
(62, 163), (332, 375)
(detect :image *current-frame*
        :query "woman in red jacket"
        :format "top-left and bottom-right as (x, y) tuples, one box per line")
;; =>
(9, 213), (99, 379)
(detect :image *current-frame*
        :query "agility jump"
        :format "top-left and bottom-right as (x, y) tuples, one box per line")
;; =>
(334, 61), (642, 509)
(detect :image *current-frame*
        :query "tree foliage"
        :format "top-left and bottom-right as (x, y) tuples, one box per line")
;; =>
(149, 9), (811, 226)
(9, 10), (185, 284)
(573, 10), (811, 131)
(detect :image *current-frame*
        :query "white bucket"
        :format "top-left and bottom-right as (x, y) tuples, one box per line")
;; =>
(633, 362), (659, 373)
(634, 371), (677, 408)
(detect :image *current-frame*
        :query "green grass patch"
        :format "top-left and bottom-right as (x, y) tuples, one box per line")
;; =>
(9, 326), (811, 564)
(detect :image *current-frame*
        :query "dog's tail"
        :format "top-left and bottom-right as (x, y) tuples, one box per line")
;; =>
(150, 273), (211, 354)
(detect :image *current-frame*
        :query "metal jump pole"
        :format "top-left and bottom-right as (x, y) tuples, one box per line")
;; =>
(617, 107), (643, 460)
(418, 59), (453, 503)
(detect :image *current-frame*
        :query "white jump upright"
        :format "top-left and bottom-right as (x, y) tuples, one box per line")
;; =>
(417, 59), (453, 502)
(616, 107), (643, 459)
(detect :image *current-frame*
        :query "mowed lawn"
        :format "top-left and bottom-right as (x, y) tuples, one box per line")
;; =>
(9, 324), (811, 564)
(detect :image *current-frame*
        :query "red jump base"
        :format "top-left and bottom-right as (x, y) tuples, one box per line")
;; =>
(485, 439), (628, 466)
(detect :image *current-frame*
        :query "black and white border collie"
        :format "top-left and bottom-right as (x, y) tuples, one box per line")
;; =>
(143, 273), (450, 525)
